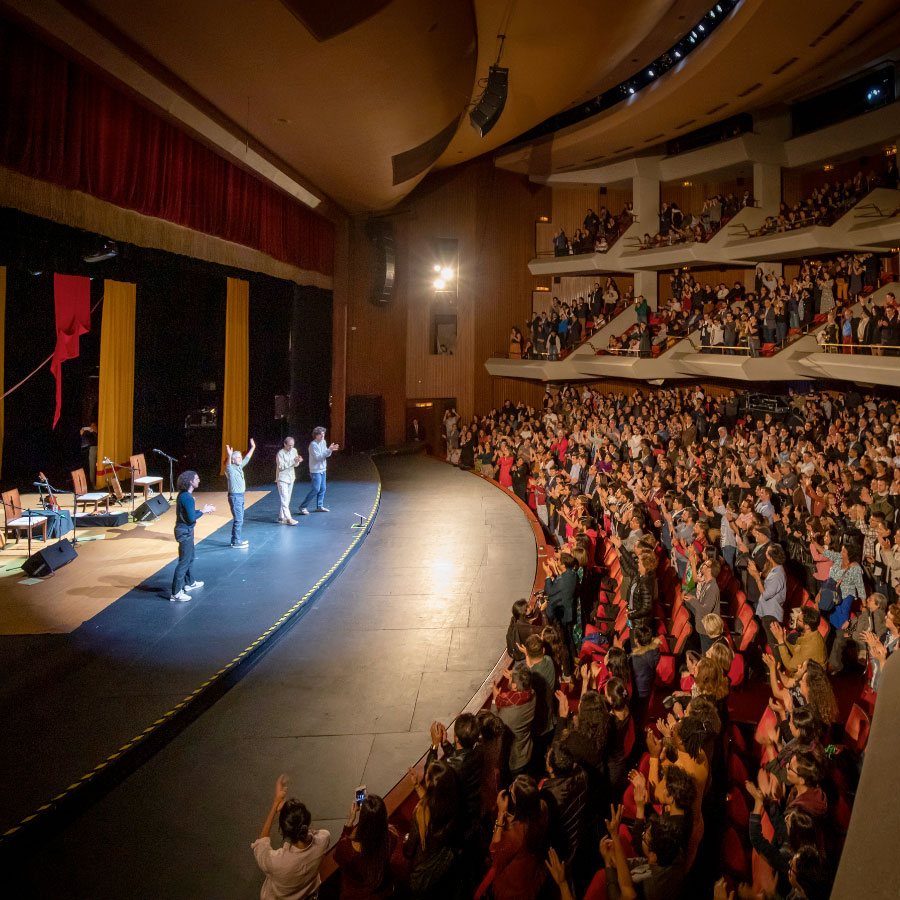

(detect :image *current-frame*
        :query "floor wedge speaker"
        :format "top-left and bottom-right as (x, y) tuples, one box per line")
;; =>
(133, 494), (171, 522)
(23, 538), (78, 576)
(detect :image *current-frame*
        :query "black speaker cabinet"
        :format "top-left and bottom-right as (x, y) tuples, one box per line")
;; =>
(23, 538), (78, 577)
(74, 511), (130, 528)
(366, 220), (395, 306)
(469, 66), (509, 137)
(133, 494), (171, 522)
(346, 395), (385, 452)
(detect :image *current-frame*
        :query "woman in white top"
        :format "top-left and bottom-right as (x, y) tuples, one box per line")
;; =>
(252, 775), (330, 900)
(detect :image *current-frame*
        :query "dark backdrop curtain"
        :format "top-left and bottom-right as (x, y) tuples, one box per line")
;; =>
(0, 16), (333, 276)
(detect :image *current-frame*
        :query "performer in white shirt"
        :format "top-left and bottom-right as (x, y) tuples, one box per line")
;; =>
(297, 427), (339, 515)
(275, 437), (303, 525)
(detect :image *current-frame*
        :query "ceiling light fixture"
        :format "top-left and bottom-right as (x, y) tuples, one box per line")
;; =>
(674, 50), (682, 58)
(433, 279), (446, 290)
(647, 69), (655, 77)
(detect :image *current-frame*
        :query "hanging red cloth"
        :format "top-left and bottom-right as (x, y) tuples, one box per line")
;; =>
(51, 274), (91, 427)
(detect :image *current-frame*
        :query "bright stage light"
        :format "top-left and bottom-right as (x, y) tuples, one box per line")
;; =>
(433, 264), (441, 272)
(441, 267), (454, 280)
(433, 278), (446, 290)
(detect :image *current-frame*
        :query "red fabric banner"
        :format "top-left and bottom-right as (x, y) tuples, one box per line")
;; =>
(0, 17), (334, 276)
(51, 274), (91, 428)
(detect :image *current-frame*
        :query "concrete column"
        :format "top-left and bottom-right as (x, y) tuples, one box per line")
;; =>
(632, 174), (660, 239)
(753, 162), (782, 211)
(634, 270), (658, 310)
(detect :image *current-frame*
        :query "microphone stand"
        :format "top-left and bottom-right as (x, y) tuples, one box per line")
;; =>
(152, 449), (178, 500)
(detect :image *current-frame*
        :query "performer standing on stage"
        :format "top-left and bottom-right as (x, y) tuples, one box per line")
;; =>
(276, 437), (303, 525)
(298, 427), (340, 515)
(225, 437), (256, 548)
(171, 471), (215, 602)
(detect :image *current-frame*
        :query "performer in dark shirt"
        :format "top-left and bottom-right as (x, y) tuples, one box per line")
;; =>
(170, 470), (215, 602)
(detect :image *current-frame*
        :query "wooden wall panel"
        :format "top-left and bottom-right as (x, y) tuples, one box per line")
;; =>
(344, 217), (408, 445)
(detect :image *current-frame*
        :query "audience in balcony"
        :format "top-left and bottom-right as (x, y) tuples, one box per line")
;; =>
(642, 192), (749, 249)
(552, 206), (635, 256)
(752, 165), (894, 237)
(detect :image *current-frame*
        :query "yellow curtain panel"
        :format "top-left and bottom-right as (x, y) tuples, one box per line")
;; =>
(221, 277), (250, 474)
(0, 267), (5, 480)
(96, 280), (136, 488)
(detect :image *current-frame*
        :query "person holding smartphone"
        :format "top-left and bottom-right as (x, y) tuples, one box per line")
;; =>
(334, 789), (397, 899)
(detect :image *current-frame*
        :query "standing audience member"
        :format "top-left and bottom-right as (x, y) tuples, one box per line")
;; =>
(252, 775), (329, 900)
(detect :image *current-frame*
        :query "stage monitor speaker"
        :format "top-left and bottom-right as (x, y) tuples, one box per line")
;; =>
(469, 66), (508, 138)
(133, 494), (171, 522)
(346, 394), (385, 452)
(23, 538), (78, 577)
(365, 220), (395, 306)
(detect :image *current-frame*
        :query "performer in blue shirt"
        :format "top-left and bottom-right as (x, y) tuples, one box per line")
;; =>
(171, 470), (215, 602)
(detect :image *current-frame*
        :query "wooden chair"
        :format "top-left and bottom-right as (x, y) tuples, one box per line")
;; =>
(129, 453), (163, 500)
(71, 468), (110, 514)
(2, 488), (48, 544)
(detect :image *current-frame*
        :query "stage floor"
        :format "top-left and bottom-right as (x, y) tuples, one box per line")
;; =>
(0, 489), (267, 633)
(0, 454), (380, 843)
(12, 455), (538, 899)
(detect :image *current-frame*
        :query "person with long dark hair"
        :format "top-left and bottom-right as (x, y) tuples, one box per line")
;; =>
(170, 470), (215, 602)
(404, 759), (462, 899)
(490, 775), (550, 900)
(252, 774), (330, 900)
(335, 793), (397, 900)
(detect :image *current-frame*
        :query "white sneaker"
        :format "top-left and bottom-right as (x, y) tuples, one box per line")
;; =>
(314, 506), (330, 513)
(184, 581), (204, 591)
(170, 590), (191, 602)
(231, 540), (249, 548)
(276, 517), (286, 524)
(297, 508), (310, 516)
(286, 518), (298, 526)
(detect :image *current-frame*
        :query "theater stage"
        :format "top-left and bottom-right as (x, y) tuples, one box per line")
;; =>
(0, 453), (380, 847)
(0, 489), (268, 634)
(10, 454), (538, 899)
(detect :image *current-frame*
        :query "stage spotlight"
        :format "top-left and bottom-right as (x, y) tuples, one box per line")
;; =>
(441, 267), (454, 280)
(674, 50), (682, 59)
(698, 23), (705, 32)
(867, 87), (882, 103)
(433, 278), (446, 290)
(433, 264), (441, 272)
(647, 69), (655, 78)
(628, 86), (636, 95)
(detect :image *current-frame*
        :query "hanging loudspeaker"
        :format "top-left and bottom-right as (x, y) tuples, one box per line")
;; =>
(469, 66), (509, 138)
(366, 220), (395, 306)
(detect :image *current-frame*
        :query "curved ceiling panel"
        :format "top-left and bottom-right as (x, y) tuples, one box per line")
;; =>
(496, 0), (900, 176)
(69, 0), (478, 211)
(435, 0), (714, 169)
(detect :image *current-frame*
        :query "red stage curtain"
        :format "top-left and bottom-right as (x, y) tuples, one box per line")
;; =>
(0, 17), (333, 276)
(51, 274), (91, 428)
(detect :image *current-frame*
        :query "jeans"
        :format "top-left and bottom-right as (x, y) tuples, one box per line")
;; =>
(300, 471), (327, 510)
(228, 492), (245, 544)
(172, 526), (195, 594)
(722, 545), (736, 571)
